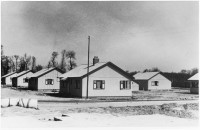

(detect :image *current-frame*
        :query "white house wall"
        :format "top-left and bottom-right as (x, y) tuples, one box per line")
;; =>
(148, 74), (171, 90)
(82, 66), (139, 97)
(38, 70), (62, 90)
(5, 73), (17, 86)
(17, 72), (34, 87)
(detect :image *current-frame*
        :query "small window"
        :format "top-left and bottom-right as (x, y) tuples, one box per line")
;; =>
(23, 78), (29, 83)
(151, 81), (159, 86)
(75, 80), (80, 89)
(93, 80), (105, 90)
(120, 80), (131, 90)
(57, 77), (60, 82)
(45, 79), (54, 85)
(192, 82), (198, 88)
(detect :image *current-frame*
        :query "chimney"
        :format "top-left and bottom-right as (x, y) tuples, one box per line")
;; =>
(93, 56), (99, 65)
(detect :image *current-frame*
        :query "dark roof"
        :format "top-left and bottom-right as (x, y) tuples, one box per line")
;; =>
(1, 72), (16, 78)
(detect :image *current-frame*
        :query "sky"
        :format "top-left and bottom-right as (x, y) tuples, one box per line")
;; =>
(1, 1), (199, 72)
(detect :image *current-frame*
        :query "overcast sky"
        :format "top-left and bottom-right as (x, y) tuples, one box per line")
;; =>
(1, 1), (199, 72)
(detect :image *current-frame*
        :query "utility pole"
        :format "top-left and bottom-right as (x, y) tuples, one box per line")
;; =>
(86, 36), (90, 99)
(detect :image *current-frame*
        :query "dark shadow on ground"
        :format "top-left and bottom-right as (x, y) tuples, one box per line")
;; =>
(44, 92), (81, 98)
(174, 91), (195, 94)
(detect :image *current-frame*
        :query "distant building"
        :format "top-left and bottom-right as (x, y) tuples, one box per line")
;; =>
(188, 73), (199, 94)
(133, 72), (171, 90)
(1, 72), (16, 86)
(59, 56), (139, 98)
(28, 67), (63, 91)
(12, 70), (34, 87)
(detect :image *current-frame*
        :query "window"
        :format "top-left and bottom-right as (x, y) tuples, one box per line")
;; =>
(192, 82), (198, 88)
(151, 81), (159, 86)
(23, 78), (29, 83)
(45, 79), (54, 85)
(75, 80), (80, 89)
(93, 80), (105, 90)
(57, 77), (60, 82)
(120, 80), (131, 90)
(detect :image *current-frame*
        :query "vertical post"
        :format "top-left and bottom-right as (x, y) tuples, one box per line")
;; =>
(86, 36), (90, 99)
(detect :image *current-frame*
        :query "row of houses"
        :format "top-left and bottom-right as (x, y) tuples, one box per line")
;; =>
(1, 57), (198, 97)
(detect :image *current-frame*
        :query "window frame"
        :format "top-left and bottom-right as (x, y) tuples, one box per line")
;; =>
(45, 79), (54, 85)
(151, 81), (159, 86)
(93, 80), (105, 90)
(23, 78), (29, 83)
(120, 80), (131, 90)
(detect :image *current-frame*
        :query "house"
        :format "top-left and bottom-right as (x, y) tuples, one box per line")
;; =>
(28, 67), (63, 91)
(1, 72), (16, 85)
(133, 72), (171, 90)
(12, 70), (34, 87)
(59, 56), (139, 98)
(188, 73), (199, 94)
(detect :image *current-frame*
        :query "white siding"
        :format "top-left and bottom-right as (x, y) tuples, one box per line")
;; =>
(82, 66), (138, 97)
(148, 74), (171, 90)
(17, 72), (34, 87)
(5, 74), (17, 85)
(38, 70), (62, 90)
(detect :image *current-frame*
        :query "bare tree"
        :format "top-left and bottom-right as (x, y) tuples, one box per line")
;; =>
(67, 60), (77, 70)
(190, 68), (198, 76)
(59, 50), (67, 72)
(13, 55), (19, 72)
(19, 53), (32, 71)
(48, 51), (59, 68)
(1, 45), (3, 56)
(47, 61), (52, 68)
(31, 56), (36, 71)
(24, 53), (32, 70)
(66, 50), (76, 70)
(143, 67), (160, 72)
(35, 65), (43, 72)
(150, 67), (160, 72)
(9, 56), (15, 72)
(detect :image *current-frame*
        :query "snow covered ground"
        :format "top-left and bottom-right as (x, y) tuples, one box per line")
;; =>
(1, 113), (199, 128)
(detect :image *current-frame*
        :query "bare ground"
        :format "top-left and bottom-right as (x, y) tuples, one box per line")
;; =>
(1, 86), (199, 127)
(1, 86), (199, 102)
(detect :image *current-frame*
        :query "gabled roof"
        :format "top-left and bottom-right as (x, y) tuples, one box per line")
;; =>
(1, 72), (16, 78)
(133, 72), (160, 80)
(31, 67), (63, 78)
(60, 62), (133, 80)
(12, 70), (32, 78)
(188, 73), (199, 81)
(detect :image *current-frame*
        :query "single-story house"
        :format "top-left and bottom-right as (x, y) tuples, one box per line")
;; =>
(59, 56), (139, 98)
(28, 67), (63, 91)
(12, 70), (34, 87)
(133, 72), (171, 90)
(1, 72), (16, 85)
(188, 73), (199, 94)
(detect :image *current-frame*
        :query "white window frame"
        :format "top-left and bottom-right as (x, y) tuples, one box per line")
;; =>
(120, 80), (131, 90)
(151, 81), (159, 86)
(93, 80), (105, 90)
(45, 79), (54, 85)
